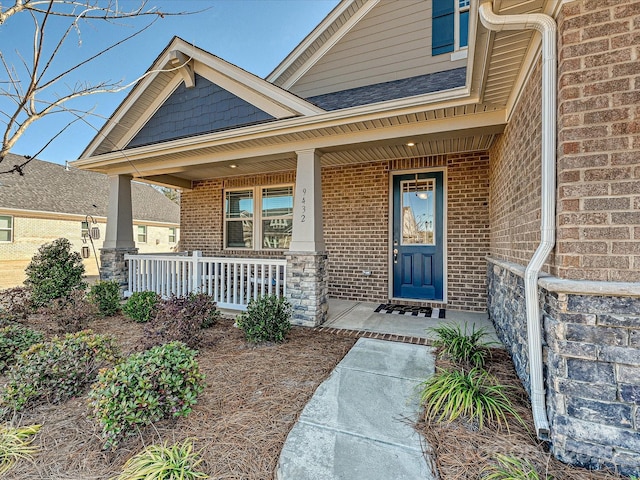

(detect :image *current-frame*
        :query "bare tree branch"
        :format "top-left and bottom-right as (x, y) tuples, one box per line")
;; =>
(0, 1), (195, 171)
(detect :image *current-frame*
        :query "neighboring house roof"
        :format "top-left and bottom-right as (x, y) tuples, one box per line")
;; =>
(0, 155), (179, 224)
(306, 67), (467, 111)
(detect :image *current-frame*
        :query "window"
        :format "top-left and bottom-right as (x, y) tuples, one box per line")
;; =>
(168, 227), (177, 243)
(137, 225), (147, 243)
(225, 185), (293, 250)
(0, 215), (13, 242)
(432, 0), (469, 56)
(81, 221), (89, 239)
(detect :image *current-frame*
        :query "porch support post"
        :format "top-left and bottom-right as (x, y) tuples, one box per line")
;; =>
(285, 149), (328, 327)
(100, 174), (138, 294)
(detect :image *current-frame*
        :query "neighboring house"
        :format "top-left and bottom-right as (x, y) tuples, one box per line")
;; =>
(73, 0), (639, 475)
(0, 156), (179, 288)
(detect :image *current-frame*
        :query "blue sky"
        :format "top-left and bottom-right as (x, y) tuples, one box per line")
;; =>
(0, 0), (338, 166)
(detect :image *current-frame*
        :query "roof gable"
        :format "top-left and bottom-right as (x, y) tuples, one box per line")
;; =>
(127, 74), (274, 148)
(82, 37), (323, 158)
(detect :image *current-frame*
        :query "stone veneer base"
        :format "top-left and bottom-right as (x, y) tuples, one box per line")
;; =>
(100, 247), (138, 296)
(285, 251), (328, 327)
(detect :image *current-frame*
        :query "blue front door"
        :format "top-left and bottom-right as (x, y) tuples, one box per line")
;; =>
(392, 171), (444, 300)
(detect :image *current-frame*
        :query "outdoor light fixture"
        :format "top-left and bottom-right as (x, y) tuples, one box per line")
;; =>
(406, 142), (416, 147)
(229, 164), (237, 168)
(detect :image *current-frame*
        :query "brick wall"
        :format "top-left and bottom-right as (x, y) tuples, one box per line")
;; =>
(557, 0), (640, 282)
(181, 153), (490, 311)
(488, 59), (547, 270)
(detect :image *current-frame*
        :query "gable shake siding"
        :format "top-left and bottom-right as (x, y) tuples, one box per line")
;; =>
(179, 152), (489, 311)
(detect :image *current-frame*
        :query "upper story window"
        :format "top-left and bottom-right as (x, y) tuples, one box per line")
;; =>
(137, 225), (147, 243)
(432, 0), (470, 56)
(225, 185), (293, 250)
(168, 227), (177, 244)
(81, 221), (89, 238)
(0, 215), (13, 242)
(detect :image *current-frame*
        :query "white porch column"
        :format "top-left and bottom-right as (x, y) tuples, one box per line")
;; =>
(286, 149), (328, 327)
(104, 174), (135, 249)
(289, 148), (325, 252)
(100, 174), (138, 294)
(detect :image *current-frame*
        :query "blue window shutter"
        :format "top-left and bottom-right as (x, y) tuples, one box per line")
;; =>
(432, 0), (455, 56)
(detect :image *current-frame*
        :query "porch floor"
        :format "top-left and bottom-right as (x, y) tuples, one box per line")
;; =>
(325, 298), (502, 345)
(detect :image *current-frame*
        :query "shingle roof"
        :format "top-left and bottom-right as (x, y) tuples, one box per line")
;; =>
(0, 155), (179, 224)
(306, 67), (467, 111)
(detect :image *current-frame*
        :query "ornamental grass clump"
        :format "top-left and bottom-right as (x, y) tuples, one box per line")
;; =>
(0, 325), (43, 372)
(483, 453), (552, 480)
(89, 341), (205, 449)
(123, 291), (160, 323)
(24, 238), (86, 308)
(0, 424), (41, 475)
(420, 367), (524, 431)
(236, 295), (292, 343)
(0, 330), (119, 413)
(88, 280), (121, 317)
(115, 440), (208, 480)
(430, 322), (493, 368)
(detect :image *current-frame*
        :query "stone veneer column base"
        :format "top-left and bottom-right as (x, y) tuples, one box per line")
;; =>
(487, 257), (640, 477)
(285, 251), (328, 327)
(100, 247), (138, 296)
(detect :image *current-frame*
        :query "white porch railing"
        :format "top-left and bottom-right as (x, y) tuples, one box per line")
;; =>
(125, 251), (287, 311)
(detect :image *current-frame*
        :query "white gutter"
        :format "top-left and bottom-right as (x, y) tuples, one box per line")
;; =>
(478, 1), (556, 440)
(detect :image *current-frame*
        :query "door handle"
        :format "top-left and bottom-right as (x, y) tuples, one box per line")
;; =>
(393, 248), (398, 264)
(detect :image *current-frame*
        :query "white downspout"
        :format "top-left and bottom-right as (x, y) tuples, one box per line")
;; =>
(478, 1), (556, 440)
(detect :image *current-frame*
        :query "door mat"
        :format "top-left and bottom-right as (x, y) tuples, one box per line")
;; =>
(375, 304), (446, 318)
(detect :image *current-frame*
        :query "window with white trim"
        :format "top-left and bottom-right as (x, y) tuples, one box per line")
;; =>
(432, 0), (470, 55)
(81, 221), (89, 239)
(136, 225), (147, 243)
(225, 185), (293, 250)
(0, 215), (13, 242)
(168, 227), (177, 243)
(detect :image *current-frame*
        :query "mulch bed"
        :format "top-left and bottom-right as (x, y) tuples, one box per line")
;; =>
(4, 314), (356, 479)
(418, 348), (628, 480)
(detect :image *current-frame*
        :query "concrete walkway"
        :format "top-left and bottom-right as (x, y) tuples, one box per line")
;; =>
(276, 338), (437, 480)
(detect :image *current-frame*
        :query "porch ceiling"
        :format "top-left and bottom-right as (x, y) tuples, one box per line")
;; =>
(78, 102), (505, 189)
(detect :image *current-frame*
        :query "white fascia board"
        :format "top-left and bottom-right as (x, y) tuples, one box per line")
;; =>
(266, 0), (358, 83)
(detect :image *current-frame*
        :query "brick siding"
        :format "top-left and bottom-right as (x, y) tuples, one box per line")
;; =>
(180, 153), (489, 311)
(557, 0), (640, 282)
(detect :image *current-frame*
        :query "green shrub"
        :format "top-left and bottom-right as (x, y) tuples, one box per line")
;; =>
(88, 280), (121, 317)
(1, 330), (119, 413)
(0, 325), (44, 372)
(115, 440), (208, 480)
(235, 295), (292, 343)
(420, 367), (524, 430)
(38, 288), (95, 333)
(0, 424), (41, 475)
(483, 454), (550, 480)
(123, 291), (160, 323)
(142, 293), (219, 349)
(0, 287), (31, 325)
(24, 238), (86, 308)
(89, 342), (205, 449)
(430, 323), (493, 368)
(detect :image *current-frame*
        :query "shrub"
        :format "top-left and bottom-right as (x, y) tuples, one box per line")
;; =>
(142, 293), (219, 349)
(430, 323), (493, 368)
(1, 330), (119, 413)
(420, 367), (524, 430)
(123, 291), (160, 323)
(0, 424), (41, 475)
(39, 288), (95, 333)
(483, 454), (549, 480)
(88, 280), (121, 317)
(24, 238), (86, 308)
(89, 341), (205, 449)
(115, 440), (208, 480)
(235, 295), (292, 343)
(0, 325), (44, 372)
(0, 287), (31, 325)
